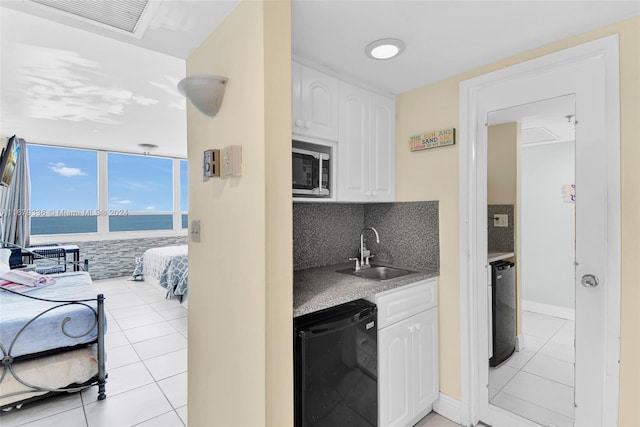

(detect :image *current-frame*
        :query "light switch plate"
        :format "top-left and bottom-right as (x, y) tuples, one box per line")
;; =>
(221, 145), (242, 177)
(190, 220), (200, 242)
(493, 214), (508, 227)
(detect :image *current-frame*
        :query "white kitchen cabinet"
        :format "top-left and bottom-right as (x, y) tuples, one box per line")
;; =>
(379, 316), (413, 427)
(338, 81), (395, 202)
(292, 62), (339, 141)
(368, 278), (439, 427)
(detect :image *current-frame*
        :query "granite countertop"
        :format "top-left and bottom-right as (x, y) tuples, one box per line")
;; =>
(488, 251), (515, 263)
(293, 261), (439, 317)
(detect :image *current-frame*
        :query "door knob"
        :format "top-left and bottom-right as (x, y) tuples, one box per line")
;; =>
(581, 274), (599, 288)
(295, 119), (303, 128)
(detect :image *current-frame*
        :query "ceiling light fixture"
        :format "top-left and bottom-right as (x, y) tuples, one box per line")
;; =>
(138, 143), (158, 155)
(177, 75), (228, 117)
(365, 38), (405, 60)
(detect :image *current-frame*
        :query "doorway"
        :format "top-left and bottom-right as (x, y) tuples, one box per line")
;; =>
(458, 35), (621, 427)
(486, 95), (577, 426)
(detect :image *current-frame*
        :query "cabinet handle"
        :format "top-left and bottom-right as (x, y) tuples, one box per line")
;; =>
(414, 322), (421, 330)
(304, 121), (312, 129)
(372, 191), (377, 197)
(295, 119), (303, 128)
(408, 325), (415, 333)
(366, 191), (372, 196)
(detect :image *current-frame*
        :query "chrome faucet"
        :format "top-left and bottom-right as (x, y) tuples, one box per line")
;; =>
(359, 227), (380, 269)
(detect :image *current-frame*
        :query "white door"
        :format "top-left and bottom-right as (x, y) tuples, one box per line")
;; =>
(300, 65), (339, 141)
(412, 308), (439, 414)
(378, 317), (413, 427)
(338, 82), (370, 201)
(370, 93), (395, 201)
(460, 36), (620, 427)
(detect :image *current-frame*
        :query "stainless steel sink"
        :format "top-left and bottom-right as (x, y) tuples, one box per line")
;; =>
(336, 265), (416, 281)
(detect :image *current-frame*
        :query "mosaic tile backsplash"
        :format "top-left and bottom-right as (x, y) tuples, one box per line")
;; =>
(488, 204), (515, 252)
(294, 201), (439, 272)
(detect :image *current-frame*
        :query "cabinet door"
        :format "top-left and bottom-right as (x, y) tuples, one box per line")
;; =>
(292, 62), (302, 134)
(338, 82), (370, 201)
(370, 94), (395, 201)
(299, 65), (339, 141)
(379, 317), (413, 427)
(412, 308), (439, 415)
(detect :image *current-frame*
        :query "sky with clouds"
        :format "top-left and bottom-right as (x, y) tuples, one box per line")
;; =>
(28, 145), (187, 212)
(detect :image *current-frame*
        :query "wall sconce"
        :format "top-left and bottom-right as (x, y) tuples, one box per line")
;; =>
(177, 75), (228, 117)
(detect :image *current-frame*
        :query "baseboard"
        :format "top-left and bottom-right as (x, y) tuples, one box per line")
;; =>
(433, 393), (462, 425)
(515, 334), (525, 351)
(523, 300), (575, 321)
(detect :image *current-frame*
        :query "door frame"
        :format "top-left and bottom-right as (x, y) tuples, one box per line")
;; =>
(458, 35), (621, 426)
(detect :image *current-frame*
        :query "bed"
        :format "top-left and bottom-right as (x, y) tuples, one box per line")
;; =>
(131, 245), (188, 301)
(0, 271), (107, 409)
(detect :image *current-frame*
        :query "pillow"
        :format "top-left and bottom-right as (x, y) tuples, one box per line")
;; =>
(0, 249), (11, 274)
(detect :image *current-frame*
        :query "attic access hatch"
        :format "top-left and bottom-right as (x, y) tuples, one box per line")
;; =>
(27, 0), (159, 37)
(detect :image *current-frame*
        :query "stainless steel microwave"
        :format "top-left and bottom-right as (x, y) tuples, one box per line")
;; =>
(292, 147), (330, 197)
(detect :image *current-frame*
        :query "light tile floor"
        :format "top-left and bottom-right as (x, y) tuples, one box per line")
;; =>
(415, 412), (462, 427)
(489, 311), (575, 427)
(2, 276), (466, 427)
(0, 277), (188, 427)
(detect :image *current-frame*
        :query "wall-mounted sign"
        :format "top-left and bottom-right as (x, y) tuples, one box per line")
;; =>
(409, 127), (456, 151)
(562, 183), (575, 203)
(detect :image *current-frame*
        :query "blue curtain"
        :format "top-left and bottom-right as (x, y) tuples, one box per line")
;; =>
(0, 138), (30, 247)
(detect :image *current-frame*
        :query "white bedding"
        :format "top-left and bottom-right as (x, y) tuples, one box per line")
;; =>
(132, 245), (188, 298)
(0, 345), (99, 407)
(0, 272), (103, 358)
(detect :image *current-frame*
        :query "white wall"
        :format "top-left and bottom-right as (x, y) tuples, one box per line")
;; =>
(521, 141), (575, 311)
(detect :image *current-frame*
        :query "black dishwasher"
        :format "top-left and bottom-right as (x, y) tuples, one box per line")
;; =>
(294, 299), (378, 427)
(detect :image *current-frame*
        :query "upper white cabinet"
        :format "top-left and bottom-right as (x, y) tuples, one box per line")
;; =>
(338, 81), (395, 202)
(292, 62), (339, 141)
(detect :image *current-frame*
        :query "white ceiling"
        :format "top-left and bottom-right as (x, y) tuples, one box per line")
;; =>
(292, 1), (640, 95)
(488, 95), (576, 145)
(1, 1), (638, 157)
(0, 0), (239, 158)
(1, 0), (240, 59)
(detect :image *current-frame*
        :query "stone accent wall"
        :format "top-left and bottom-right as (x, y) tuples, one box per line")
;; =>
(59, 236), (188, 280)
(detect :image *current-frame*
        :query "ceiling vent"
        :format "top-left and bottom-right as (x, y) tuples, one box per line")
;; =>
(29, 0), (153, 35)
(521, 127), (559, 145)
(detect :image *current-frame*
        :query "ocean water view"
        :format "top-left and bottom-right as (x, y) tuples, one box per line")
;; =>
(31, 215), (188, 235)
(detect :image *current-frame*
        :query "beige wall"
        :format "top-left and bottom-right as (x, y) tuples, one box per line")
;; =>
(487, 122), (522, 336)
(487, 123), (518, 205)
(185, 1), (292, 425)
(396, 16), (639, 425)
(263, 1), (293, 425)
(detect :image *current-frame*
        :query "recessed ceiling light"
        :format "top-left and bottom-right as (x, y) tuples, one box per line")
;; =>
(365, 38), (405, 60)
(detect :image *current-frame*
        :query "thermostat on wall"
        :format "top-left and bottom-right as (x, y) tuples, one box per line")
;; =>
(203, 149), (220, 180)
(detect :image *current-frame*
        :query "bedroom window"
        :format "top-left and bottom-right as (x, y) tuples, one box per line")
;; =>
(180, 159), (188, 229)
(29, 145), (98, 235)
(107, 153), (173, 232)
(27, 144), (187, 237)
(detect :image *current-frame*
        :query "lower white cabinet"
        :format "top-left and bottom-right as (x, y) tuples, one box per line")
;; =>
(368, 279), (439, 427)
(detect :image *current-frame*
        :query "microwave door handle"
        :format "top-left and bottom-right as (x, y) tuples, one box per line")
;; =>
(318, 156), (323, 192)
(319, 154), (330, 195)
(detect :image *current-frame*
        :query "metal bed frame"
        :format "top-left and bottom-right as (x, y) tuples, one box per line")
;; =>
(0, 287), (107, 410)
